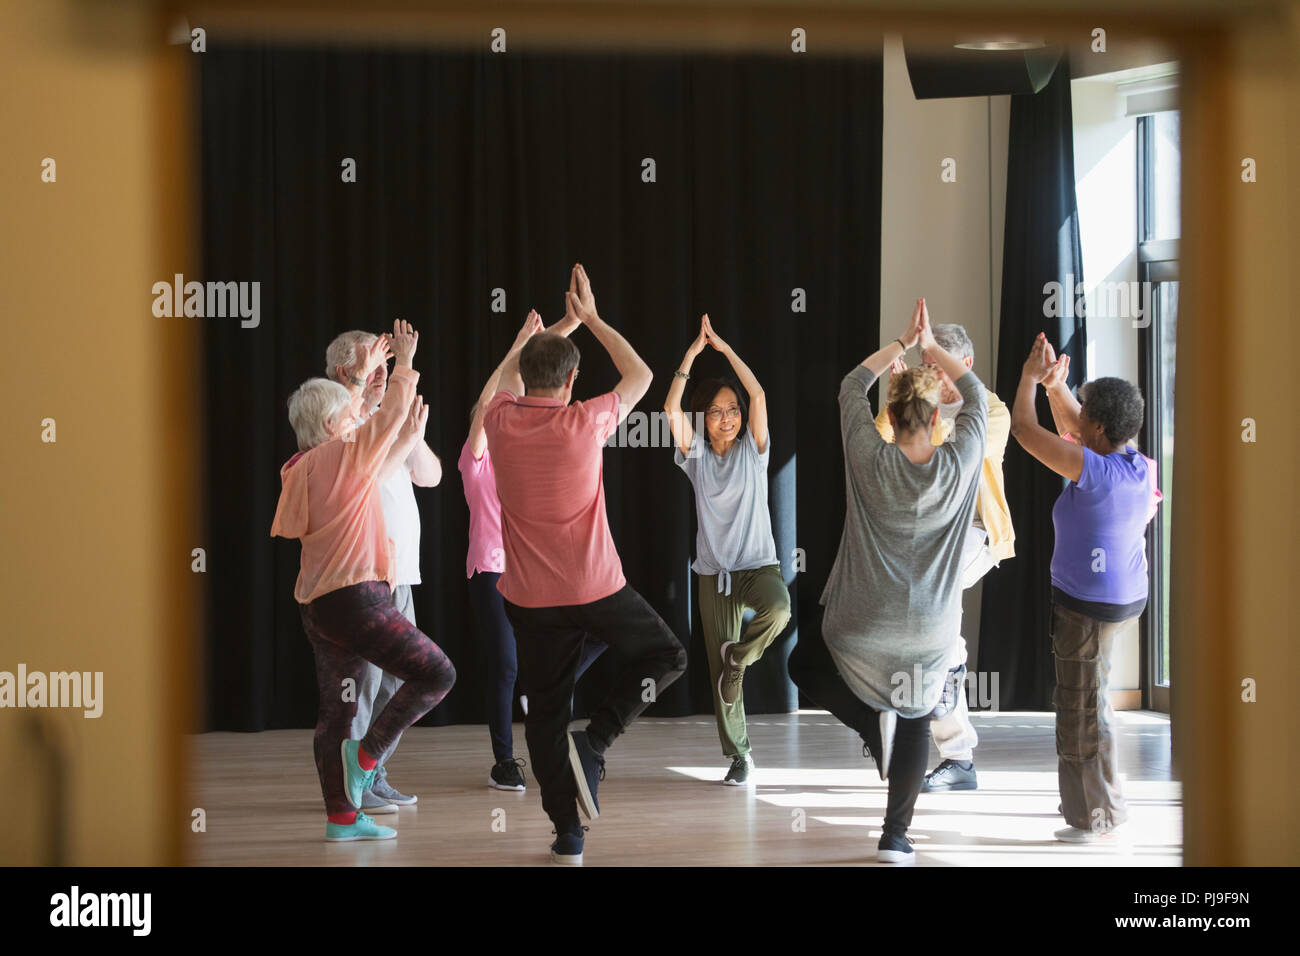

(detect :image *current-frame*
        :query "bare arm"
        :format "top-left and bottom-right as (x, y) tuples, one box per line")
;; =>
(469, 310), (544, 458)
(1009, 334), (1084, 482)
(861, 297), (925, 377)
(353, 320), (420, 475)
(406, 441), (441, 487)
(665, 317), (708, 457)
(569, 263), (651, 423)
(1041, 350), (1083, 438)
(701, 314), (769, 454)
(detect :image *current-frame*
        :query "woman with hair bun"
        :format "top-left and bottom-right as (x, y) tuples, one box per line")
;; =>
(788, 298), (988, 864)
(1011, 334), (1155, 845)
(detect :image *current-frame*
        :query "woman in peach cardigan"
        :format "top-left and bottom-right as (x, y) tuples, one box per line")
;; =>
(272, 320), (456, 842)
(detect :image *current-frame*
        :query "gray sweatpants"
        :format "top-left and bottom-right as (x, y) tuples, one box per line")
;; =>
(350, 584), (415, 775)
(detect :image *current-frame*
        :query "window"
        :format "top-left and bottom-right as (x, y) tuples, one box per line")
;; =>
(1137, 110), (1179, 705)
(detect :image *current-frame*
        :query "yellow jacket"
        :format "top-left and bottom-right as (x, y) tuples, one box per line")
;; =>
(874, 389), (1016, 562)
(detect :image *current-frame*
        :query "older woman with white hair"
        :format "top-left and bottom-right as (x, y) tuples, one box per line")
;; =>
(272, 319), (456, 843)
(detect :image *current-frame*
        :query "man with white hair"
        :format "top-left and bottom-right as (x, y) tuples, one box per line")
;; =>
(325, 329), (442, 810)
(875, 318), (1015, 792)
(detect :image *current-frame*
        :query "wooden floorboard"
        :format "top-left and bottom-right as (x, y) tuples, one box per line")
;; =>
(186, 710), (1180, 866)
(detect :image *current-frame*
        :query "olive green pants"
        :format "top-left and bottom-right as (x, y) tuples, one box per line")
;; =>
(698, 565), (792, 758)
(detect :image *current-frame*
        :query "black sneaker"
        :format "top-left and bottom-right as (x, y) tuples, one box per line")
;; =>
(722, 754), (753, 786)
(489, 757), (527, 791)
(876, 830), (915, 864)
(567, 731), (604, 820)
(550, 824), (589, 865)
(921, 759), (978, 793)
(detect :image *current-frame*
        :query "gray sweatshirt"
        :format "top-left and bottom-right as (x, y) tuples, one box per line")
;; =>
(820, 365), (988, 718)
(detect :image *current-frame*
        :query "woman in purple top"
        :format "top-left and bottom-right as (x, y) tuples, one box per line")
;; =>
(1011, 334), (1156, 845)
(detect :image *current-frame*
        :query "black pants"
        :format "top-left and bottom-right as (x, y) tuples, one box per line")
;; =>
(787, 610), (930, 838)
(505, 584), (687, 829)
(468, 571), (607, 763)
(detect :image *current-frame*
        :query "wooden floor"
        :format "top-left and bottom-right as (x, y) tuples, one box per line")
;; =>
(187, 710), (1180, 866)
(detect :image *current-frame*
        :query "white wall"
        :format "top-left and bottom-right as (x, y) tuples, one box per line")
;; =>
(880, 34), (1009, 671)
(1071, 76), (1141, 384)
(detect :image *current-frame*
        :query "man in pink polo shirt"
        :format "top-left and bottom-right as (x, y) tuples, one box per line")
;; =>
(484, 264), (687, 866)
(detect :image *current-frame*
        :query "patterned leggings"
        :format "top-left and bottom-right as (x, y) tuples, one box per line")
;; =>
(300, 581), (457, 815)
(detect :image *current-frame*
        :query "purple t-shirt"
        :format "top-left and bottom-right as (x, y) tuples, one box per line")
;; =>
(1051, 446), (1150, 606)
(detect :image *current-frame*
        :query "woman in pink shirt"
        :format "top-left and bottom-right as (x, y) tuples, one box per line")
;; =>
(272, 320), (456, 843)
(462, 310), (605, 792)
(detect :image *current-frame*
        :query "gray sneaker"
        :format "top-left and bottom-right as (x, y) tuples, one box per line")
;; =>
(718, 641), (744, 706)
(371, 774), (418, 805)
(360, 789), (398, 814)
(722, 754), (753, 786)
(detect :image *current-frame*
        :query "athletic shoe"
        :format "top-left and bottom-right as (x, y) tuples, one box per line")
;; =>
(360, 789), (397, 814)
(490, 757), (527, 791)
(876, 831), (915, 864)
(921, 759), (978, 793)
(723, 753), (753, 786)
(325, 811), (396, 843)
(718, 641), (744, 706)
(341, 740), (378, 809)
(567, 731), (604, 821)
(371, 774), (418, 806)
(1055, 825), (1119, 845)
(550, 824), (589, 865)
(878, 710), (897, 782)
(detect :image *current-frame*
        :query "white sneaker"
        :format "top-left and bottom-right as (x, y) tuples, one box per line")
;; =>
(878, 710), (897, 781)
(1054, 825), (1119, 844)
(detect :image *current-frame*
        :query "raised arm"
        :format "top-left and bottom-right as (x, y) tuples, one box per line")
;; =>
(1010, 333), (1084, 482)
(469, 310), (544, 458)
(919, 299), (986, 463)
(354, 319), (421, 475)
(568, 263), (651, 423)
(381, 395), (431, 481)
(1041, 349), (1083, 438)
(861, 298), (925, 377)
(665, 317), (708, 457)
(702, 314), (768, 454)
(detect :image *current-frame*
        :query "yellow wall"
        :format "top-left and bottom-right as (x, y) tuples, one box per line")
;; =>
(0, 0), (195, 865)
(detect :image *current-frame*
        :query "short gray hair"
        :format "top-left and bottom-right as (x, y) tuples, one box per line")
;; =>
(288, 377), (352, 451)
(325, 330), (377, 383)
(931, 323), (974, 361)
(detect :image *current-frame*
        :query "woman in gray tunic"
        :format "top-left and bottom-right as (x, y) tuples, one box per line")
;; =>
(795, 299), (987, 862)
(665, 314), (791, 787)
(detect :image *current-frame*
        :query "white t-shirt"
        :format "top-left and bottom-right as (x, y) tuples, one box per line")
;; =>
(380, 466), (421, 586)
(357, 402), (422, 586)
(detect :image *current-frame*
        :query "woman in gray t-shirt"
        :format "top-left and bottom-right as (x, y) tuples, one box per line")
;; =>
(665, 315), (792, 787)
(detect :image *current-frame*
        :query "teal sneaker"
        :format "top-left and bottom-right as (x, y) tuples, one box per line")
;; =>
(325, 811), (397, 842)
(341, 740), (378, 809)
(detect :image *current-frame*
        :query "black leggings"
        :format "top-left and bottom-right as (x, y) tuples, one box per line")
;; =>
(788, 612), (931, 838)
(300, 581), (457, 815)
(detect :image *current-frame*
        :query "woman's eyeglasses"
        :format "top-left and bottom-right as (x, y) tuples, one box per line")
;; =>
(706, 405), (742, 422)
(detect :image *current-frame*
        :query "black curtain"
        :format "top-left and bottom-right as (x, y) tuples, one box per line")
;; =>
(199, 45), (882, 732)
(977, 60), (1087, 710)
